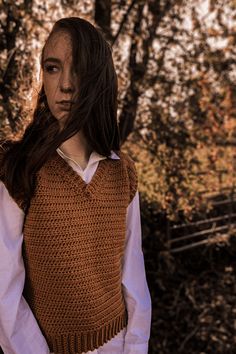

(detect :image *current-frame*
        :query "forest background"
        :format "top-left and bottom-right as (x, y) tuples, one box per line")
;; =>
(1, 0), (236, 353)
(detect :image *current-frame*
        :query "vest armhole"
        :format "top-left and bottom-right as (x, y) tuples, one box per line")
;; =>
(128, 159), (138, 204)
(120, 151), (138, 205)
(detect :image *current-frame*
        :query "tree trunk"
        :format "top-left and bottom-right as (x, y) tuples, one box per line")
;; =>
(94, 0), (112, 41)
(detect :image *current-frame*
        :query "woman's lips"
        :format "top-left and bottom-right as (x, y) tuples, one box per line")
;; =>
(57, 102), (73, 110)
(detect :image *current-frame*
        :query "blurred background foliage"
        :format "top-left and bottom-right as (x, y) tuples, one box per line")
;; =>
(1, 0), (236, 220)
(1, 1), (236, 353)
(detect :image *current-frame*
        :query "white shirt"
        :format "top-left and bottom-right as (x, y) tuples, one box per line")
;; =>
(0, 149), (152, 354)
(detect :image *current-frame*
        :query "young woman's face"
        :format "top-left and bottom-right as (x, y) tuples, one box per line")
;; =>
(42, 31), (78, 126)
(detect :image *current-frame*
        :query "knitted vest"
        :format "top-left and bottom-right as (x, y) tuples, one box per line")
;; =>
(0, 149), (138, 354)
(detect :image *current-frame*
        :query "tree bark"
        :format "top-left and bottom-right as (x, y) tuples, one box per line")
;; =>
(94, 0), (112, 41)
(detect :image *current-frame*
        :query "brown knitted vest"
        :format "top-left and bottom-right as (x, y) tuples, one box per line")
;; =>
(1, 149), (138, 354)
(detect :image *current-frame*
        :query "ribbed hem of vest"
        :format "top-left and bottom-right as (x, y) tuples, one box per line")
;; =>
(47, 311), (128, 354)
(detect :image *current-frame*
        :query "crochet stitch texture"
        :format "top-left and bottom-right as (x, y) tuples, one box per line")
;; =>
(0, 148), (138, 354)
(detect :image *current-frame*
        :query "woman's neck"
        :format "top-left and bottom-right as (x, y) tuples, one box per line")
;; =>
(58, 131), (93, 168)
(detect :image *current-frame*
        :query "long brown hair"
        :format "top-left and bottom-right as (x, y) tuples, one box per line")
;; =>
(0, 17), (120, 211)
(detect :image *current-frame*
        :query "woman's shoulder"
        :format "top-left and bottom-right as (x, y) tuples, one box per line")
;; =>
(114, 150), (136, 168)
(114, 150), (138, 203)
(0, 139), (12, 157)
(0, 140), (5, 158)
(0, 140), (26, 214)
(0, 141), (7, 178)
(0, 139), (12, 178)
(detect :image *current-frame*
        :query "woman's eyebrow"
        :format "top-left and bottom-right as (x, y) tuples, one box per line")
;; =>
(43, 57), (62, 65)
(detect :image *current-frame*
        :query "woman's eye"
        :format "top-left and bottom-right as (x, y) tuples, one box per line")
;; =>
(44, 65), (59, 73)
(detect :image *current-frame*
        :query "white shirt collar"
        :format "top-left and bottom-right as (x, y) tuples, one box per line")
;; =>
(56, 148), (120, 169)
(87, 150), (120, 164)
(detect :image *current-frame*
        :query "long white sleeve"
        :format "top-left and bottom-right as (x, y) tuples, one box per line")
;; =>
(122, 190), (152, 354)
(0, 181), (50, 354)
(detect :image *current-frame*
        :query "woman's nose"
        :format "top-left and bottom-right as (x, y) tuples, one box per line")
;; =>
(59, 69), (75, 93)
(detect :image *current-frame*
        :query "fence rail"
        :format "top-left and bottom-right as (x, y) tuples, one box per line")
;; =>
(166, 188), (236, 254)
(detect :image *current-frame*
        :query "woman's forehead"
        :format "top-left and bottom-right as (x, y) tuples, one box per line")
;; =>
(43, 31), (72, 61)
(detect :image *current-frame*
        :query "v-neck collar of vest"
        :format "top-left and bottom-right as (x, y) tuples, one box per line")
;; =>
(51, 149), (121, 198)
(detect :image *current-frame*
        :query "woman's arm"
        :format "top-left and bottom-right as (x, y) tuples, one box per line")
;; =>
(122, 190), (152, 354)
(0, 181), (50, 354)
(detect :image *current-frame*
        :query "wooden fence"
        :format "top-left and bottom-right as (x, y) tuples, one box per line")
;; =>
(166, 186), (236, 253)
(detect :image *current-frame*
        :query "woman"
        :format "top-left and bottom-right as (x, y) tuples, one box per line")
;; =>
(0, 17), (151, 354)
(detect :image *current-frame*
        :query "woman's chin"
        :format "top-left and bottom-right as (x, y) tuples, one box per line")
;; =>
(51, 117), (66, 131)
